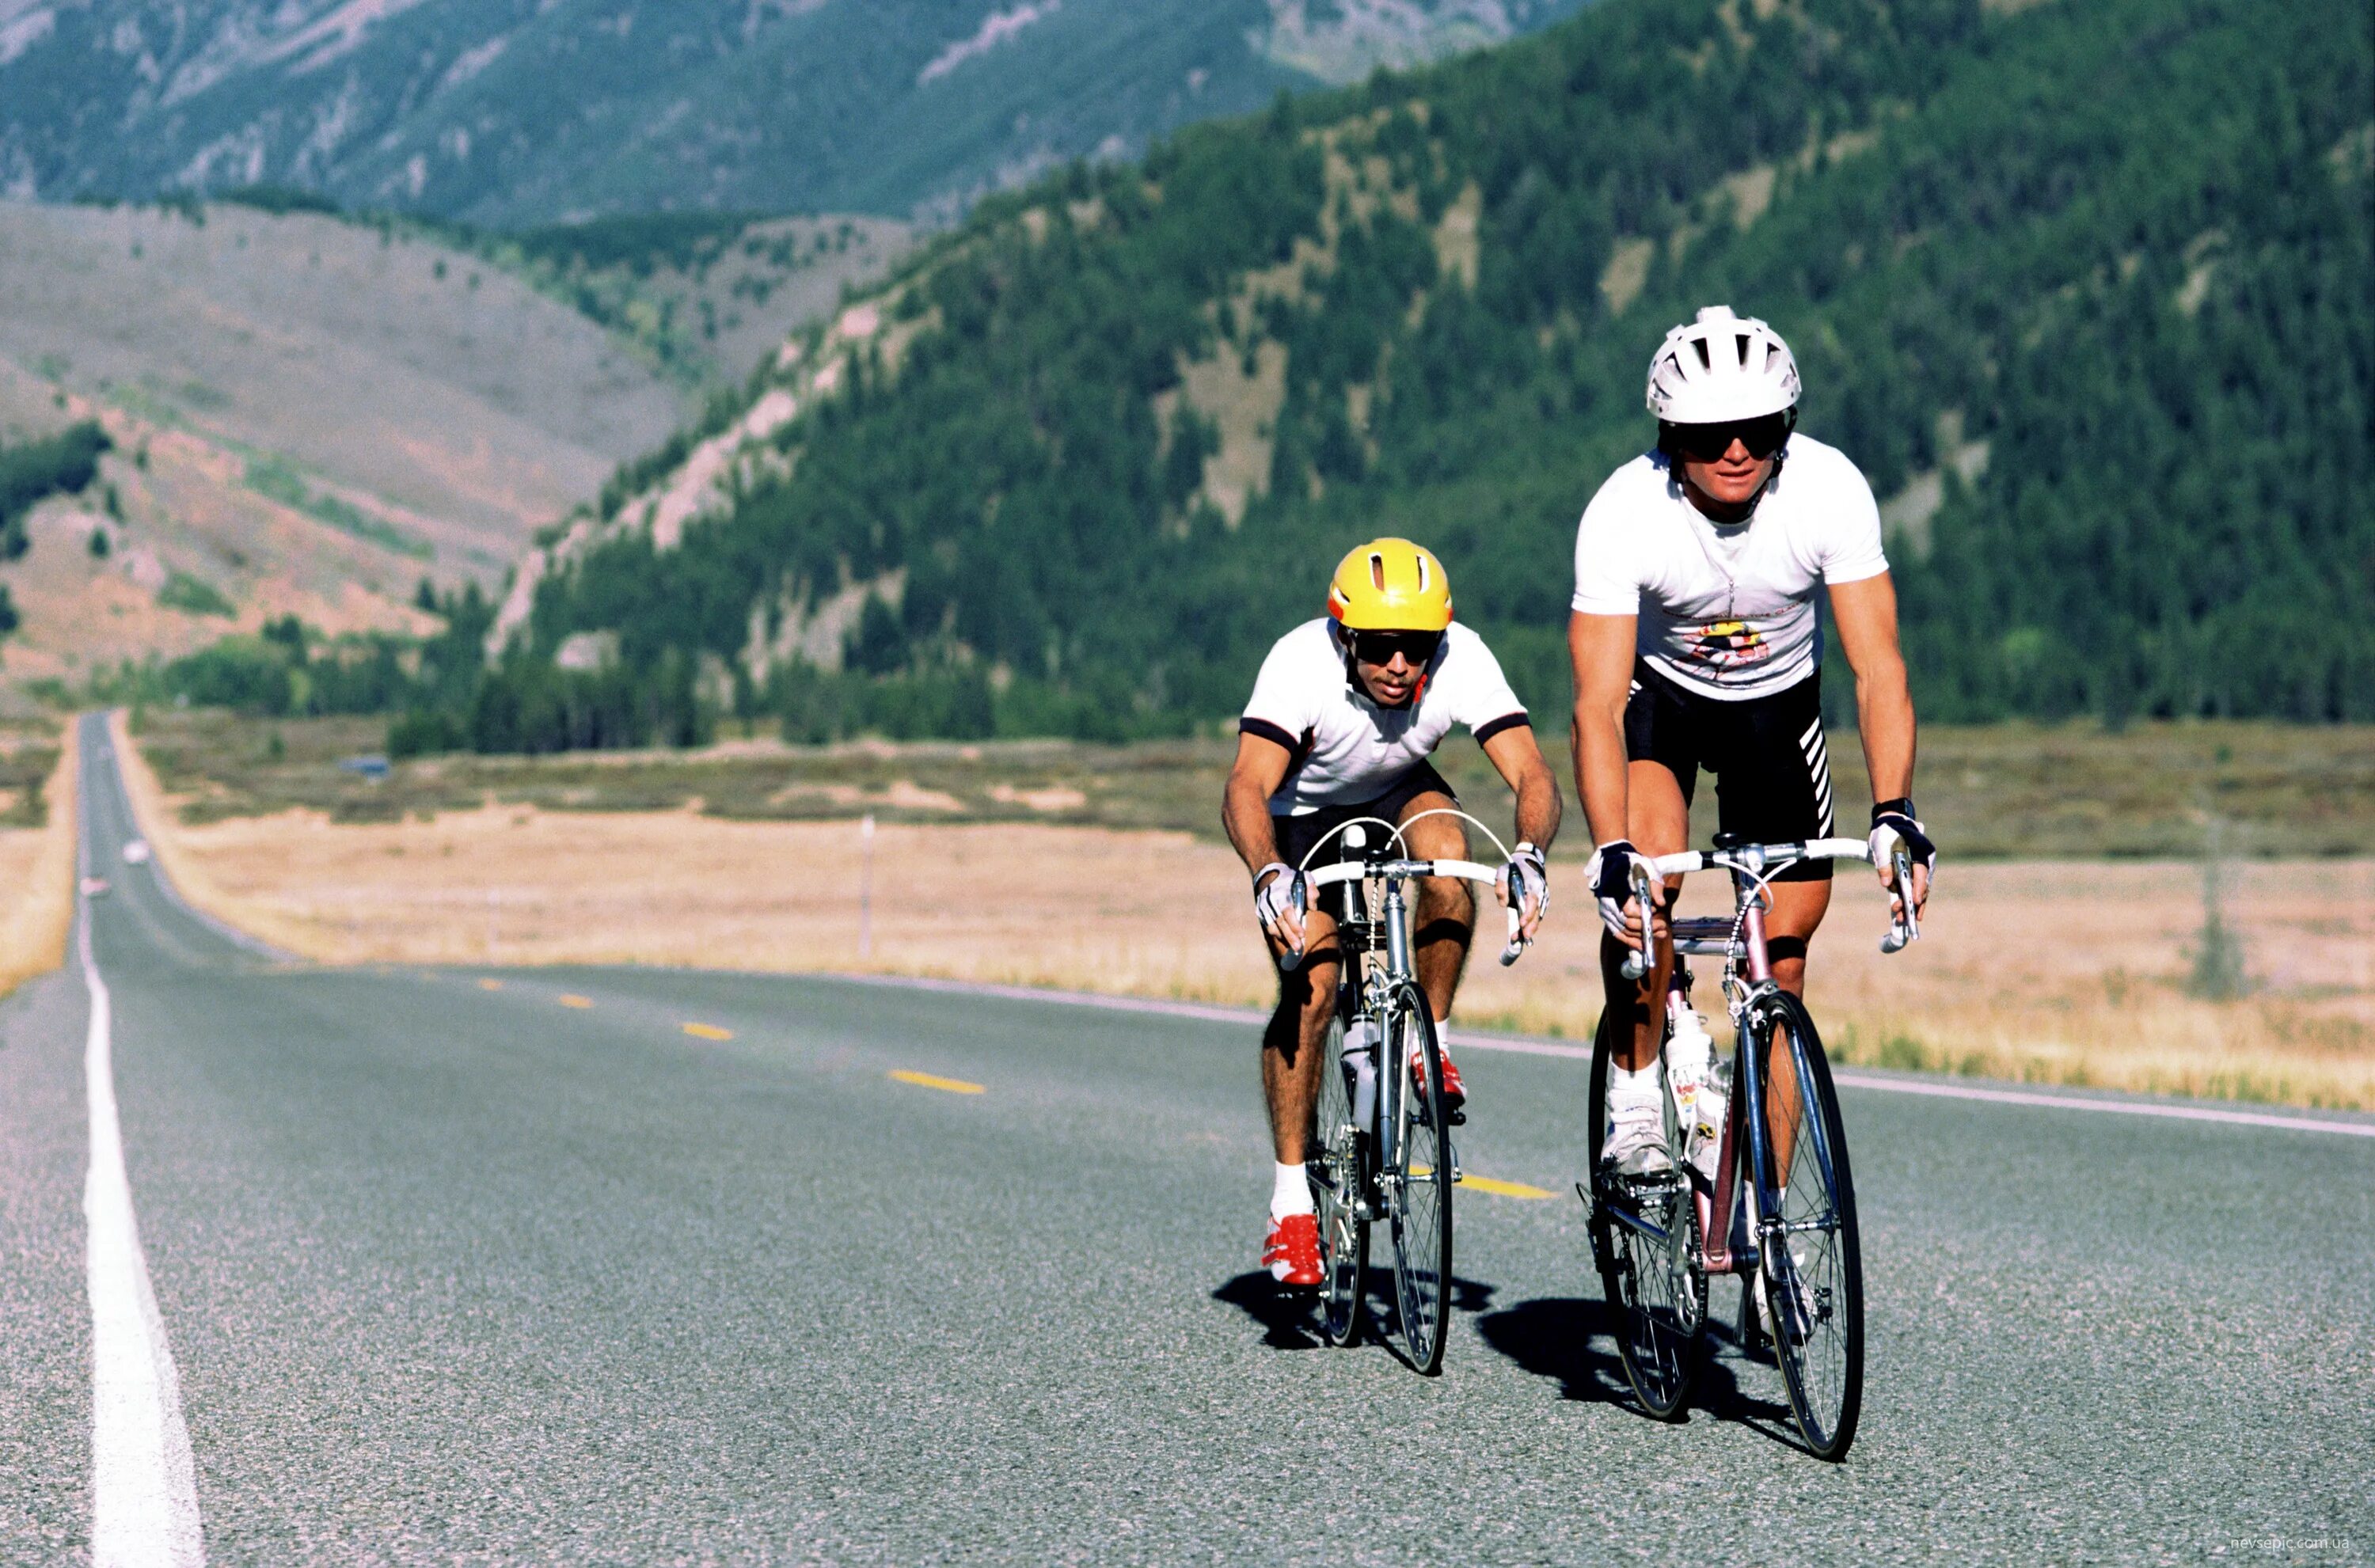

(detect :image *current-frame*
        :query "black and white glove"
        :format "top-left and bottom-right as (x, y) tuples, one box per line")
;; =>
(1497, 842), (1550, 936)
(1252, 861), (1308, 952)
(1868, 801), (1937, 918)
(1584, 839), (1651, 943)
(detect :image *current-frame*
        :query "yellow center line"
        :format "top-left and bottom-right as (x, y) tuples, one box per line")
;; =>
(682, 1023), (733, 1041)
(559, 994), (593, 1009)
(890, 1069), (986, 1095)
(477, 978), (504, 991)
(1462, 1174), (1556, 1200)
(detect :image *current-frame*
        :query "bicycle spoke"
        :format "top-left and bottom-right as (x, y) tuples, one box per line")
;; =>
(1586, 1010), (1704, 1418)
(1386, 992), (1453, 1374)
(1311, 1010), (1367, 1347)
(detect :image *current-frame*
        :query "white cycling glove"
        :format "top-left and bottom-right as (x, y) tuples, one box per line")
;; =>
(1498, 842), (1550, 936)
(1867, 799), (1937, 920)
(1584, 839), (1651, 943)
(1252, 861), (1308, 952)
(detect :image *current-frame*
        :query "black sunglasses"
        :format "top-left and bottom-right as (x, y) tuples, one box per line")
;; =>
(1351, 628), (1442, 666)
(1665, 412), (1793, 463)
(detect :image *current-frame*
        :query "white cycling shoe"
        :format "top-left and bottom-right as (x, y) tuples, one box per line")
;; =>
(1601, 1094), (1674, 1177)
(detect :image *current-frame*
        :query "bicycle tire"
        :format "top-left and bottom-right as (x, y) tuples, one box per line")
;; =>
(1385, 986), (1454, 1374)
(1586, 1008), (1704, 1419)
(1748, 991), (1864, 1460)
(1310, 1008), (1369, 1348)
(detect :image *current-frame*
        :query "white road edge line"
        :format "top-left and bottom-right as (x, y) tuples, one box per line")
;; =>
(81, 792), (206, 1564)
(830, 972), (2375, 1140)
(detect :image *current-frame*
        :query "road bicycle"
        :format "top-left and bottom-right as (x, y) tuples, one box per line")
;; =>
(1290, 811), (1526, 1375)
(1585, 833), (1917, 1460)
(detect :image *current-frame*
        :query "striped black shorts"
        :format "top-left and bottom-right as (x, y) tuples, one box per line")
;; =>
(1621, 663), (1838, 882)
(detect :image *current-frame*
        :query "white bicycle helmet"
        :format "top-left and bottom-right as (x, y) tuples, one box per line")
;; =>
(1646, 305), (1801, 424)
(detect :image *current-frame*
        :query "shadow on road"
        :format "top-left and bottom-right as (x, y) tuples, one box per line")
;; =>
(1210, 1268), (1503, 1355)
(1211, 1271), (1324, 1349)
(1472, 1297), (1631, 1406)
(1476, 1292), (1802, 1440)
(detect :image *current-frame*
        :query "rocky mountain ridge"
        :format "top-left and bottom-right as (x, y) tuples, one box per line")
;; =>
(0, 0), (1583, 223)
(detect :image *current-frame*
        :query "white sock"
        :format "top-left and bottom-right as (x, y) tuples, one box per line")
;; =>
(1271, 1160), (1314, 1221)
(1611, 1062), (1662, 1107)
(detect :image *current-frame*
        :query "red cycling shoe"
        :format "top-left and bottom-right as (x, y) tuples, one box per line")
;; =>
(1412, 1046), (1468, 1122)
(1264, 1212), (1324, 1289)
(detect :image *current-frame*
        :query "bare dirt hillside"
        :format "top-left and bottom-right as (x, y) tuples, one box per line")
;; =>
(0, 199), (700, 682)
(0, 201), (690, 533)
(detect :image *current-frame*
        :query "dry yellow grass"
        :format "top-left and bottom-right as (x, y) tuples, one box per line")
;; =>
(108, 742), (2375, 1109)
(0, 723), (79, 998)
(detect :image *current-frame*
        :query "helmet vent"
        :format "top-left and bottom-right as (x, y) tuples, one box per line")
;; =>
(1368, 553), (1385, 590)
(1415, 556), (1430, 593)
(1735, 332), (1752, 367)
(1692, 338), (1712, 371)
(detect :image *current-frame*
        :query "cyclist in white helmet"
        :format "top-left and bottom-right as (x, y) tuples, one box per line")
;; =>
(1568, 306), (1936, 1175)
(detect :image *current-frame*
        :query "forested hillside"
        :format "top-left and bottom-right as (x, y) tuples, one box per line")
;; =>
(0, 1), (1579, 224)
(205, 0), (2374, 750)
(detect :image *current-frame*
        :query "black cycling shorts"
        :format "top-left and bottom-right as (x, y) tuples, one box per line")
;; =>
(1273, 760), (1458, 870)
(1624, 663), (1837, 882)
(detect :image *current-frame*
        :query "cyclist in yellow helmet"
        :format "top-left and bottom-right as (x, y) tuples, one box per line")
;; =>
(1225, 537), (1563, 1289)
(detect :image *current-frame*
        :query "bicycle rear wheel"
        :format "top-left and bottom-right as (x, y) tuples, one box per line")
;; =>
(1384, 988), (1454, 1374)
(1749, 991), (1864, 1460)
(1310, 1009), (1369, 1347)
(1586, 1009), (1704, 1418)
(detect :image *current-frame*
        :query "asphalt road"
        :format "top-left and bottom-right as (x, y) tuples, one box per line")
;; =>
(4, 712), (2369, 1563)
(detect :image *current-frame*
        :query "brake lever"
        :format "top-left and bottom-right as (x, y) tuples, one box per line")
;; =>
(1619, 861), (1655, 981)
(1879, 847), (1918, 954)
(1274, 868), (1311, 971)
(1499, 903), (1526, 967)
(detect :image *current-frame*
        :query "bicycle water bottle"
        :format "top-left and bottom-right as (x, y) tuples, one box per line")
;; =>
(1342, 1019), (1378, 1128)
(1691, 1041), (1731, 1185)
(1663, 993), (1712, 1169)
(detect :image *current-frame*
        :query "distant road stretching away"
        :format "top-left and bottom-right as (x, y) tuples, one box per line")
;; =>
(2, 713), (2368, 1560)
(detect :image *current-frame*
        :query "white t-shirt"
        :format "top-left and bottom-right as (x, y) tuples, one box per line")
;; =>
(1570, 435), (1888, 700)
(1241, 619), (1528, 815)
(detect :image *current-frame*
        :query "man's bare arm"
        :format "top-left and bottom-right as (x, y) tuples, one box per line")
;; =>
(1222, 731), (1295, 879)
(1479, 723), (1562, 852)
(1567, 612), (1638, 846)
(1829, 570), (1928, 911)
(1829, 572), (1915, 803)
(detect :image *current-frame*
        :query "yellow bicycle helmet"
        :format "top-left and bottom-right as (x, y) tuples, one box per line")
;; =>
(1326, 538), (1454, 632)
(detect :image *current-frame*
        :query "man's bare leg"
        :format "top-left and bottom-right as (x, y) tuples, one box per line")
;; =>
(1604, 760), (1690, 1073)
(1396, 793), (1474, 1024)
(1262, 905), (1340, 1166)
(1761, 877), (1830, 1183)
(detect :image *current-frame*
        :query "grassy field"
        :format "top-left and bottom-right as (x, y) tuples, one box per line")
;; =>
(108, 709), (2375, 1111)
(127, 708), (2375, 858)
(0, 720), (74, 998)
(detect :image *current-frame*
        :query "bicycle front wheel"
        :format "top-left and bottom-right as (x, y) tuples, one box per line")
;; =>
(1310, 1008), (1368, 1348)
(1384, 988), (1454, 1374)
(1750, 991), (1864, 1460)
(1586, 1008), (1704, 1418)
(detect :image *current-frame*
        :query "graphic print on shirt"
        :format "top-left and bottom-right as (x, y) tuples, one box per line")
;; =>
(1686, 618), (1771, 670)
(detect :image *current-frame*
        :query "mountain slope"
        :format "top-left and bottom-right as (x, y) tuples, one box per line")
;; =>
(0, 1), (1584, 223)
(460, 0), (2371, 753)
(0, 198), (698, 680)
